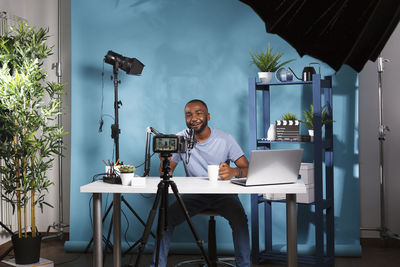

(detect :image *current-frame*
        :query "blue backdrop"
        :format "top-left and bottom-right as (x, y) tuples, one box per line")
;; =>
(66, 0), (361, 256)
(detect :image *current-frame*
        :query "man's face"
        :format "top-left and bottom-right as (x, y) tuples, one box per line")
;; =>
(184, 102), (210, 134)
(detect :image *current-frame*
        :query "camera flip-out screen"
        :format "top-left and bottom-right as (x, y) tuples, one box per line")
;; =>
(153, 135), (187, 153)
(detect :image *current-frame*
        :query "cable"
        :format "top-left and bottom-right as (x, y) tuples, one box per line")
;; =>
(134, 152), (156, 169)
(98, 60), (115, 133)
(54, 254), (82, 266)
(99, 60), (105, 133)
(92, 173), (106, 182)
(122, 208), (132, 249)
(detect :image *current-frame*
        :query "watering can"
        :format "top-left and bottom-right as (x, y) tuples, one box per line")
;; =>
(276, 62), (321, 82)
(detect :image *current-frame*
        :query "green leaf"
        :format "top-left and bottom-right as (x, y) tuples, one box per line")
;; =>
(250, 43), (295, 72)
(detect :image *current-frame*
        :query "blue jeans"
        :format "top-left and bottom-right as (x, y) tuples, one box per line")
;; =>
(151, 194), (250, 267)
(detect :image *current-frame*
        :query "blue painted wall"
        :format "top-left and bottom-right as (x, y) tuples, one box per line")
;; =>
(67, 0), (360, 256)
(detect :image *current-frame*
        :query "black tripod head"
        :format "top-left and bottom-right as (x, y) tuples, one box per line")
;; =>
(160, 152), (173, 181)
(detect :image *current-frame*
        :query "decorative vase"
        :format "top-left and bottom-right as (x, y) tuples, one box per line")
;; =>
(266, 124), (276, 141)
(120, 173), (134, 186)
(308, 129), (314, 142)
(258, 72), (273, 83)
(12, 233), (42, 264)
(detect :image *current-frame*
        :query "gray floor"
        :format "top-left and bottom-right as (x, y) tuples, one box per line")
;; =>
(1, 237), (400, 267)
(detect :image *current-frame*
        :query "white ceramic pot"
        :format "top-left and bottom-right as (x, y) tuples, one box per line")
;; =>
(120, 173), (134, 186)
(258, 72), (273, 83)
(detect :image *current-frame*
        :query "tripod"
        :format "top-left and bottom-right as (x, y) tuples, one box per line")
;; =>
(133, 154), (211, 267)
(0, 221), (14, 261)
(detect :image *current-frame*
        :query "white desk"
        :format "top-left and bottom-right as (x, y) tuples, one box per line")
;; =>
(80, 177), (306, 267)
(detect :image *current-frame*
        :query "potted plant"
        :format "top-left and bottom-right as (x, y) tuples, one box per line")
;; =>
(0, 22), (66, 264)
(282, 112), (298, 122)
(250, 43), (294, 83)
(300, 104), (334, 137)
(119, 164), (136, 186)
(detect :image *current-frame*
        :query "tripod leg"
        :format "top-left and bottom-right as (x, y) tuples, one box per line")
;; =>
(0, 221), (13, 235)
(155, 182), (169, 267)
(0, 245), (13, 261)
(0, 221), (14, 261)
(169, 182), (211, 266)
(134, 184), (164, 267)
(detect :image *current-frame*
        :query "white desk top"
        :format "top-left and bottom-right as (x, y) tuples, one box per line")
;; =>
(80, 177), (306, 194)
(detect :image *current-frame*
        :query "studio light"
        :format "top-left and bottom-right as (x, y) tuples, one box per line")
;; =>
(104, 50), (144, 75)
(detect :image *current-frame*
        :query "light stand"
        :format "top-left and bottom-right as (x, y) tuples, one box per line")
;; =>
(133, 154), (211, 267)
(111, 62), (122, 162)
(376, 56), (400, 241)
(43, 0), (69, 241)
(361, 56), (400, 241)
(85, 51), (147, 263)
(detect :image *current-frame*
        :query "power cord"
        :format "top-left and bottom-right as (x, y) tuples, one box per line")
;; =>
(99, 60), (114, 133)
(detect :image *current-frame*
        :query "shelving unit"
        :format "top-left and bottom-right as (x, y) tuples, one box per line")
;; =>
(248, 75), (334, 266)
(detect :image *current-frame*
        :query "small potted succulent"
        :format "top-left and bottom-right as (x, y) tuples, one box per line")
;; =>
(119, 165), (136, 186)
(250, 43), (295, 83)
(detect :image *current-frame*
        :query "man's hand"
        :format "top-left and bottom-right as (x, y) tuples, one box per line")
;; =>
(219, 162), (236, 180)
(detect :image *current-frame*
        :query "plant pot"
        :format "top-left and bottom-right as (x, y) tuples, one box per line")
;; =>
(12, 233), (42, 264)
(120, 173), (134, 186)
(258, 72), (273, 83)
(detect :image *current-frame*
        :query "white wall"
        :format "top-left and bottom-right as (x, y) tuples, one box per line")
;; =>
(359, 23), (400, 238)
(0, 0), (71, 242)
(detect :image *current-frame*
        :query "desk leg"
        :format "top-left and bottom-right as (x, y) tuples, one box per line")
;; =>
(286, 194), (297, 267)
(93, 193), (103, 267)
(113, 193), (121, 267)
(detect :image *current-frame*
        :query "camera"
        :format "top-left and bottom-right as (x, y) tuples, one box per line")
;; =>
(153, 135), (187, 154)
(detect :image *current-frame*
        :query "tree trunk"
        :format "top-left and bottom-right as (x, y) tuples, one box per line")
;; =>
(31, 188), (36, 237)
(14, 135), (22, 238)
(24, 205), (27, 238)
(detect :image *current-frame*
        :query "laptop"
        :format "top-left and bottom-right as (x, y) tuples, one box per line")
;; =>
(231, 149), (303, 186)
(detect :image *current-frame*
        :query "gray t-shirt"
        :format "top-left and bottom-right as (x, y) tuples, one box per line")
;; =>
(172, 128), (244, 177)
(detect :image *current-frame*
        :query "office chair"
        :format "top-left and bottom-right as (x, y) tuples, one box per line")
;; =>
(174, 211), (235, 267)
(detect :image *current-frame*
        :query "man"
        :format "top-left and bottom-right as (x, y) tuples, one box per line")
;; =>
(151, 99), (250, 267)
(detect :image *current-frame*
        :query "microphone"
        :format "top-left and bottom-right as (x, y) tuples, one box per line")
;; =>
(187, 128), (195, 150)
(98, 118), (104, 133)
(185, 128), (195, 164)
